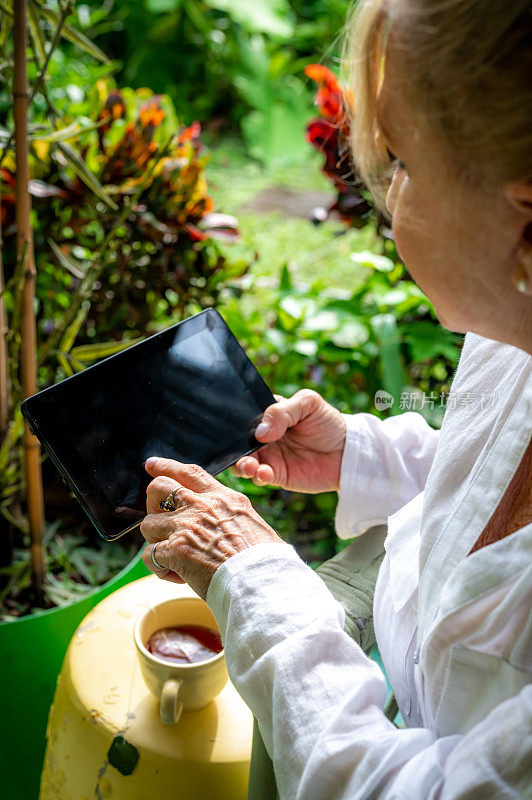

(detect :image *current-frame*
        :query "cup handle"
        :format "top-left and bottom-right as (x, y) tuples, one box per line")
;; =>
(161, 678), (183, 725)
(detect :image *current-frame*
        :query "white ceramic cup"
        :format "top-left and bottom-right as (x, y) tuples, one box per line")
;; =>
(134, 596), (228, 725)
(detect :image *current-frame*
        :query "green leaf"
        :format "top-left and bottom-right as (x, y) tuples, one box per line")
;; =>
(146, 0), (182, 11)
(27, 1), (47, 64)
(31, 119), (105, 143)
(242, 98), (311, 166)
(371, 313), (407, 412)
(331, 320), (369, 348)
(48, 238), (87, 279)
(60, 305), (89, 354)
(31, 0), (111, 64)
(401, 321), (463, 363)
(279, 263), (292, 292)
(294, 339), (317, 357)
(70, 338), (143, 364)
(205, 0), (294, 37)
(279, 295), (306, 320)
(350, 251), (395, 272)
(55, 142), (118, 210)
(56, 352), (74, 377)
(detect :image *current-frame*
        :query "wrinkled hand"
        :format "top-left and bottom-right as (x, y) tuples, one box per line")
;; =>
(231, 389), (346, 493)
(141, 458), (283, 599)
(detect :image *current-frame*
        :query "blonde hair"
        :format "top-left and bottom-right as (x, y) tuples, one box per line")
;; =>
(343, 0), (532, 209)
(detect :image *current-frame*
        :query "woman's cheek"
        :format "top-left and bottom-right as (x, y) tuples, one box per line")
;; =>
(390, 175), (423, 277)
(390, 188), (411, 265)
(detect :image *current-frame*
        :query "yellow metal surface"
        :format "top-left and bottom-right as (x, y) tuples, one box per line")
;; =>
(40, 576), (253, 800)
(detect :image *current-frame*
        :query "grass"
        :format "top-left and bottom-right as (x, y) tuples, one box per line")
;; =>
(204, 136), (378, 290)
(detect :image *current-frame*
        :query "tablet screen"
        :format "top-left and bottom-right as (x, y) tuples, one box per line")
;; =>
(22, 309), (275, 540)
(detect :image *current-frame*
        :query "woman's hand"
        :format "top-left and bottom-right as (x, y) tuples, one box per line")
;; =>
(141, 458), (283, 600)
(231, 389), (346, 493)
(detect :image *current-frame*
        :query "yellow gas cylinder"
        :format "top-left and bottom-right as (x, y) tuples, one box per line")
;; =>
(40, 575), (253, 800)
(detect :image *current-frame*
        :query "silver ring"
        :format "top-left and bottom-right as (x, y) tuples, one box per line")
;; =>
(151, 543), (165, 571)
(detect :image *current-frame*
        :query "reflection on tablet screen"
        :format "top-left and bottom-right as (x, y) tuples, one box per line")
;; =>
(23, 310), (274, 539)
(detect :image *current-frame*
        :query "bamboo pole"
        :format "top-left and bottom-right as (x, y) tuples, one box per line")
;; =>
(13, 0), (45, 590)
(0, 189), (9, 442)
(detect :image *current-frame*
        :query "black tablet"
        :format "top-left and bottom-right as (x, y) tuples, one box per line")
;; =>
(21, 308), (275, 541)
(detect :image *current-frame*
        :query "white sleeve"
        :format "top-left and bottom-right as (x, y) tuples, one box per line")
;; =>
(207, 543), (531, 800)
(335, 412), (440, 538)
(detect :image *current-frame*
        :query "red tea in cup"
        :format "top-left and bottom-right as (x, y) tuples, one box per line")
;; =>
(147, 625), (223, 665)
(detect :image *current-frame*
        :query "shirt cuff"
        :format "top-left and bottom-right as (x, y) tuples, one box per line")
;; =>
(335, 413), (388, 539)
(206, 541), (300, 621)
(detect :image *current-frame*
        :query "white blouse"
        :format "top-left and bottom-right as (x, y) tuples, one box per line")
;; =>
(206, 332), (532, 799)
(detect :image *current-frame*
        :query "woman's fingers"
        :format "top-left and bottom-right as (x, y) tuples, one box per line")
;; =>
(140, 513), (171, 543)
(145, 458), (219, 493)
(253, 463), (275, 486)
(254, 389), (321, 443)
(146, 475), (178, 514)
(232, 454), (277, 486)
(233, 455), (260, 478)
(142, 543), (185, 583)
(146, 475), (196, 514)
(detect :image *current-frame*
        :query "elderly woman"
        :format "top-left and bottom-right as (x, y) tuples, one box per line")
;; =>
(140, 0), (532, 796)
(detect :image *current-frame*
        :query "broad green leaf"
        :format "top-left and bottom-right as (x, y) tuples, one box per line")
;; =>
(371, 313), (407, 413)
(205, 0), (293, 38)
(350, 251), (394, 272)
(294, 339), (318, 357)
(146, 0), (182, 11)
(279, 295), (306, 319)
(48, 238), (87, 279)
(401, 321), (463, 363)
(241, 70), (313, 166)
(31, 0), (110, 64)
(70, 338), (143, 364)
(243, 98), (311, 166)
(55, 142), (118, 210)
(331, 320), (369, 348)
(302, 310), (339, 332)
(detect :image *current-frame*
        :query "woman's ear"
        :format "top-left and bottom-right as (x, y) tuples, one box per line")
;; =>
(505, 181), (532, 296)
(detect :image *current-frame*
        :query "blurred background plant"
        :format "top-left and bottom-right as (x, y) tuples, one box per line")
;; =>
(0, 0), (463, 617)
(73, 0), (350, 165)
(0, 0), (249, 618)
(2, 85), (248, 379)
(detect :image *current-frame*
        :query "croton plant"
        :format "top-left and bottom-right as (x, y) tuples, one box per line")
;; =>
(1, 84), (247, 355)
(0, 84), (249, 615)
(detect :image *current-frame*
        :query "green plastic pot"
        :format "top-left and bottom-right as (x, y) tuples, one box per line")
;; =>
(0, 547), (149, 800)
